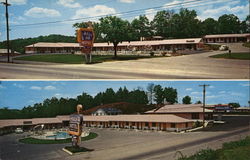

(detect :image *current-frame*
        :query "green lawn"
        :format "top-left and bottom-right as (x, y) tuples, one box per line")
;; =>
(14, 54), (156, 64)
(178, 136), (250, 160)
(210, 53), (250, 60)
(19, 132), (98, 144)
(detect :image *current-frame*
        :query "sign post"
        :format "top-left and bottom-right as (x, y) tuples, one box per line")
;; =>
(77, 26), (95, 64)
(68, 104), (83, 148)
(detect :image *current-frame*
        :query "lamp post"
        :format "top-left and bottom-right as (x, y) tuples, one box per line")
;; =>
(1, 0), (11, 63)
(199, 84), (210, 128)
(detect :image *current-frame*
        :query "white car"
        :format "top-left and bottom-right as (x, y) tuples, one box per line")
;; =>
(219, 45), (229, 51)
(15, 128), (23, 133)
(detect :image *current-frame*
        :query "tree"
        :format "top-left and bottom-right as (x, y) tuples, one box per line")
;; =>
(163, 87), (178, 104)
(218, 14), (241, 34)
(99, 16), (131, 57)
(228, 102), (240, 108)
(153, 85), (164, 104)
(76, 92), (94, 109)
(201, 18), (218, 35)
(116, 87), (129, 102)
(102, 88), (116, 104)
(195, 100), (202, 104)
(151, 10), (174, 38)
(147, 83), (155, 104)
(182, 96), (192, 104)
(240, 15), (250, 33)
(127, 88), (148, 104)
(170, 8), (202, 38)
(131, 15), (152, 40)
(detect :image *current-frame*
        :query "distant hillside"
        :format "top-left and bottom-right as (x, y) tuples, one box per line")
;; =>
(0, 34), (76, 54)
(83, 102), (157, 115)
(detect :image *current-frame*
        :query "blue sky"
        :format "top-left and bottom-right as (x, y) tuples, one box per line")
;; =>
(0, 0), (248, 40)
(0, 80), (249, 109)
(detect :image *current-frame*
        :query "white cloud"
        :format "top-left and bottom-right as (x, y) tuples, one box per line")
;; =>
(198, 3), (249, 20)
(72, 5), (116, 20)
(57, 0), (81, 8)
(8, 0), (27, 5)
(206, 95), (217, 99)
(229, 92), (245, 97)
(25, 7), (61, 18)
(13, 83), (24, 88)
(185, 88), (193, 91)
(17, 16), (26, 21)
(54, 93), (62, 97)
(119, 0), (135, 3)
(30, 86), (42, 90)
(44, 85), (56, 90)
(219, 91), (226, 94)
(0, 85), (6, 89)
(145, 9), (156, 21)
(191, 91), (201, 95)
(209, 85), (215, 89)
(239, 83), (250, 87)
(28, 100), (35, 103)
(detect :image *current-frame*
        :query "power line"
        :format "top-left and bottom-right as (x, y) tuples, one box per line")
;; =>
(0, 0), (232, 34)
(12, 0), (205, 27)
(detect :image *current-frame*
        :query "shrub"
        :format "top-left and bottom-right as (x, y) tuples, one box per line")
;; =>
(150, 52), (154, 56)
(205, 44), (221, 50)
(243, 42), (250, 48)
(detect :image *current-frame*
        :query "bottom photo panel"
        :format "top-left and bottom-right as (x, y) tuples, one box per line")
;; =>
(0, 80), (250, 160)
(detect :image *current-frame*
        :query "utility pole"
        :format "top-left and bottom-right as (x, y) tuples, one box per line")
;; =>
(199, 84), (210, 128)
(1, 0), (11, 63)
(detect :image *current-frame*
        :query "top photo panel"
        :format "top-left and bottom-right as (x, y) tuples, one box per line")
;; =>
(0, 0), (249, 79)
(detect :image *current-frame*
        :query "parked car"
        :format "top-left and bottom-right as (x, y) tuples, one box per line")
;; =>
(219, 45), (229, 51)
(15, 128), (23, 133)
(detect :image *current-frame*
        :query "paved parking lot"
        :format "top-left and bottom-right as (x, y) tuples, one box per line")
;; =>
(0, 115), (249, 160)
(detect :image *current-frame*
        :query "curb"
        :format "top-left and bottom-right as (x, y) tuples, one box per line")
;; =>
(62, 148), (73, 155)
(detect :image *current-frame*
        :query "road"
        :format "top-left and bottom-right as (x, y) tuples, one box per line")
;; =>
(0, 51), (249, 79)
(0, 115), (249, 160)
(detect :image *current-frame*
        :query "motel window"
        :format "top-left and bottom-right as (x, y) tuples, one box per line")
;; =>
(115, 122), (117, 125)
(152, 123), (156, 127)
(126, 122), (129, 126)
(191, 113), (200, 119)
(171, 123), (176, 128)
(185, 122), (188, 128)
(132, 122), (135, 126)
(145, 122), (149, 127)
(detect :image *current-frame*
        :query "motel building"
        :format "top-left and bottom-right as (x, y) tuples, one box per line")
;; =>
(24, 33), (250, 55)
(25, 38), (204, 54)
(0, 104), (216, 135)
(144, 104), (214, 121)
(203, 33), (250, 43)
(0, 114), (195, 135)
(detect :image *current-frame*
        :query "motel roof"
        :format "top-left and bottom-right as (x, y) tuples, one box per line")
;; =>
(85, 114), (193, 123)
(25, 42), (80, 48)
(145, 104), (213, 114)
(204, 33), (250, 38)
(0, 117), (61, 128)
(25, 38), (202, 48)
(0, 114), (192, 129)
